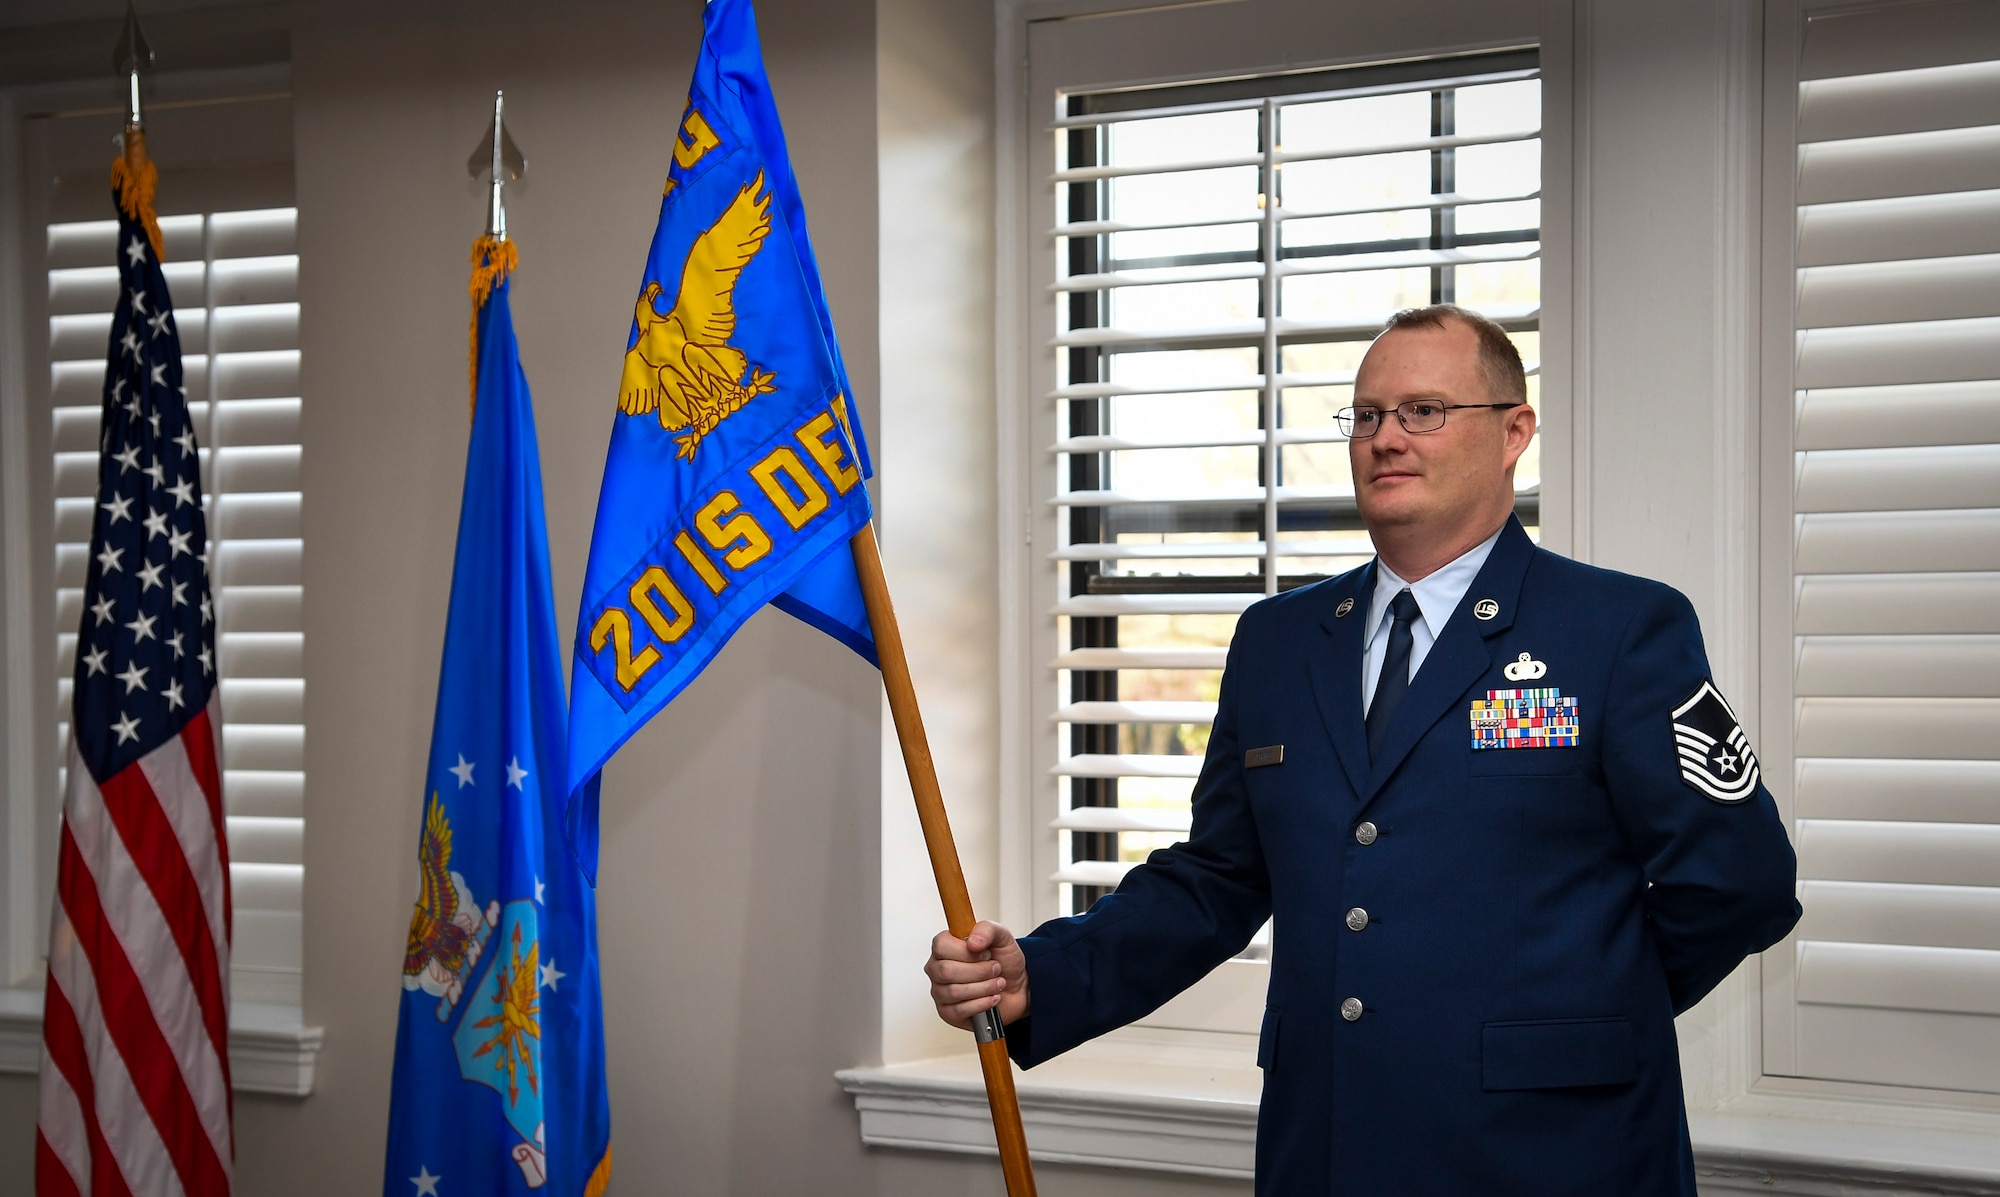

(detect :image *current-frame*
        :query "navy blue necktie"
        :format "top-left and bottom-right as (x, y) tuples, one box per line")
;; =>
(1366, 589), (1421, 760)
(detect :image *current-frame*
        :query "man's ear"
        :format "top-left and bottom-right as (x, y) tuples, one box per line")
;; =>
(1501, 401), (1537, 470)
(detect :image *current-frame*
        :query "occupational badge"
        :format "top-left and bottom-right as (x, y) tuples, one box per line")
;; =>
(1671, 679), (1761, 802)
(1470, 688), (1579, 749)
(1502, 652), (1547, 681)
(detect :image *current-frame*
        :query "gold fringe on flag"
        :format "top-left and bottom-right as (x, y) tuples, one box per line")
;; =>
(111, 129), (165, 262)
(467, 234), (518, 418)
(583, 1144), (613, 1197)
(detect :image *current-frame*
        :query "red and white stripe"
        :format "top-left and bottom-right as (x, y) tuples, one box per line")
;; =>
(38, 696), (234, 1196)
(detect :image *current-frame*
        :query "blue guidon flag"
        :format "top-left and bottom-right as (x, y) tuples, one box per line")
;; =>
(565, 0), (876, 873)
(382, 238), (612, 1197)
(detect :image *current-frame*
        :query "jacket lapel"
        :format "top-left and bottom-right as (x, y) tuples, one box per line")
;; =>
(1306, 563), (1375, 799)
(1360, 518), (1535, 804)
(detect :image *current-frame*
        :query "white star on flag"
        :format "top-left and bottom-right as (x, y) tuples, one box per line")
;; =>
(96, 545), (125, 574)
(115, 661), (149, 694)
(449, 755), (476, 787)
(164, 680), (185, 711)
(137, 560), (166, 592)
(143, 509), (169, 540)
(90, 596), (117, 626)
(82, 646), (109, 676)
(168, 528), (192, 558)
(142, 458), (166, 487)
(110, 712), (141, 745)
(125, 235), (147, 265)
(101, 493), (134, 523)
(150, 361), (167, 387)
(113, 444), (142, 473)
(129, 286), (147, 313)
(125, 612), (157, 643)
(410, 1166), (442, 1197)
(506, 757), (528, 789)
(168, 478), (195, 507)
(540, 959), (565, 991)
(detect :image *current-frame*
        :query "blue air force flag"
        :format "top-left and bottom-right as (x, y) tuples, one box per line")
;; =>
(384, 253), (612, 1197)
(564, 0), (876, 865)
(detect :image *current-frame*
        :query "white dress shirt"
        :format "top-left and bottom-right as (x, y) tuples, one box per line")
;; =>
(1360, 526), (1505, 715)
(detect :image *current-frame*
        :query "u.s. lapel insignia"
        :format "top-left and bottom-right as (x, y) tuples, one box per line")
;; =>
(1473, 598), (1500, 621)
(1335, 597), (1355, 618)
(1502, 652), (1547, 681)
(1671, 680), (1760, 803)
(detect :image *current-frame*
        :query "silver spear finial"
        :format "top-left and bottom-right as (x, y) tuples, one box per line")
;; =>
(113, 0), (155, 131)
(467, 90), (527, 240)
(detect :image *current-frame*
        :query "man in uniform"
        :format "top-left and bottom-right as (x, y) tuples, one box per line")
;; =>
(927, 305), (1800, 1196)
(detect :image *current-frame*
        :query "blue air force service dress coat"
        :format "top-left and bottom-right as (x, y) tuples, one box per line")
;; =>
(1006, 518), (1801, 1197)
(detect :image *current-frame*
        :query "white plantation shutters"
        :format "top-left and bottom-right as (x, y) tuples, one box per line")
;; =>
(1771, 0), (2000, 1094)
(1042, 54), (1544, 916)
(50, 205), (304, 1009)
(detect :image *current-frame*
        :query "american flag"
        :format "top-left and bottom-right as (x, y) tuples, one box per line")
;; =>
(37, 160), (235, 1196)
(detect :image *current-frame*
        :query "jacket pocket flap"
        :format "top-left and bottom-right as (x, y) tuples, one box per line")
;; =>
(1482, 1017), (1636, 1091)
(1257, 1006), (1281, 1070)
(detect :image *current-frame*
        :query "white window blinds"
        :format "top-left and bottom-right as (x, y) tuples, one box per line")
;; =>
(49, 206), (305, 1009)
(1046, 55), (1543, 915)
(1775, 0), (2000, 1095)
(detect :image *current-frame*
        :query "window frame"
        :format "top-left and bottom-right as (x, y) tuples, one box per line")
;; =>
(998, 0), (1564, 1045)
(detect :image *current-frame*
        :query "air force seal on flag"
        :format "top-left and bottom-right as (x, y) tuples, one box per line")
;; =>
(1672, 680), (1760, 803)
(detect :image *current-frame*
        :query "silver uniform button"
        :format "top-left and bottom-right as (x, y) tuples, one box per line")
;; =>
(1354, 821), (1378, 846)
(1340, 997), (1364, 1022)
(1345, 907), (1369, 932)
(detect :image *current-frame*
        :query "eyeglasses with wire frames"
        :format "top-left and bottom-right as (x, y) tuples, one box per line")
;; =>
(1336, 399), (1524, 439)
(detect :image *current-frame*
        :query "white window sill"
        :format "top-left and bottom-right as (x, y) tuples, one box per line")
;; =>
(0, 986), (324, 1097)
(838, 1037), (2000, 1193)
(838, 1031), (1259, 1178)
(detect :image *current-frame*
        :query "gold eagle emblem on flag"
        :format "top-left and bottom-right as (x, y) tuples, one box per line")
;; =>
(617, 170), (778, 460)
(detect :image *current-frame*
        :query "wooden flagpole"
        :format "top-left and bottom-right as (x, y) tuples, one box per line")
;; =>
(850, 524), (1038, 1197)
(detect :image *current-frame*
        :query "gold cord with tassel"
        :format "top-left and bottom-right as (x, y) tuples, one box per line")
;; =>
(467, 235), (518, 419)
(111, 130), (165, 263)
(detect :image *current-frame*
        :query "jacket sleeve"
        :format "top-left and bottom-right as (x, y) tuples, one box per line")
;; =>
(1600, 584), (1801, 1015)
(1008, 617), (1274, 1068)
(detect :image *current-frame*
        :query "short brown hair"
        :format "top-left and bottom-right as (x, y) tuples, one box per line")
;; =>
(1379, 303), (1527, 404)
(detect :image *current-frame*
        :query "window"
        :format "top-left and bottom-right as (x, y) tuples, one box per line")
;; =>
(1765, 0), (2000, 1097)
(1040, 55), (1544, 969)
